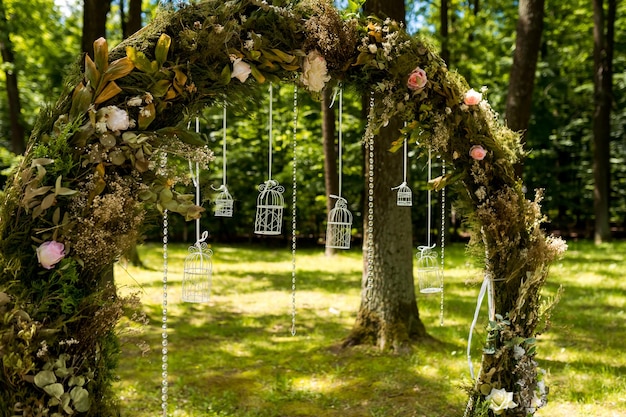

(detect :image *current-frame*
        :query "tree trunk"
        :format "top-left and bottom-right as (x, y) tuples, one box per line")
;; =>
(0, 0), (26, 154)
(440, 0), (450, 65)
(344, 116), (430, 351)
(322, 88), (339, 256)
(592, 0), (614, 244)
(82, 0), (112, 56)
(505, 0), (545, 178)
(124, 0), (143, 38)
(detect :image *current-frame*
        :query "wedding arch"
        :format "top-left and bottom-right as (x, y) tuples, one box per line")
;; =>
(0, 1), (565, 416)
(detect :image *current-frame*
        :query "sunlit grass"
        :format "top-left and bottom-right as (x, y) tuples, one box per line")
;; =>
(113, 240), (626, 416)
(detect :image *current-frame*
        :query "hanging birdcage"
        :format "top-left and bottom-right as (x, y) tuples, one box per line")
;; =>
(394, 182), (413, 206)
(326, 196), (353, 249)
(182, 241), (213, 303)
(213, 185), (233, 217)
(417, 246), (443, 294)
(254, 179), (284, 235)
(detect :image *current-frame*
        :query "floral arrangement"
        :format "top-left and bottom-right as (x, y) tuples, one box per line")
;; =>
(0, 0), (565, 415)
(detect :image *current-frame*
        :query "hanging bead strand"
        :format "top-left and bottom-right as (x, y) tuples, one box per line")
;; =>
(161, 207), (169, 416)
(366, 91), (375, 298)
(291, 84), (298, 336)
(439, 160), (446, 326)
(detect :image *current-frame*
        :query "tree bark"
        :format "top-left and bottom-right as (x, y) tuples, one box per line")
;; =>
(592, 0), (614, 244)
(82, 0), (112, 56)
(505, 0), (545, 177)
(322, 88), (339, 256)
(0, 0), (26, 154)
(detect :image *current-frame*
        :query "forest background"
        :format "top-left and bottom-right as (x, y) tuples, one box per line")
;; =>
(0, 0), (624, 245)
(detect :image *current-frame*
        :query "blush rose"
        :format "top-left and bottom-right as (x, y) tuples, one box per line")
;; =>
(301, 50), (331, 92)
(469, 145), (487, 160)
(407, 67), (428, 91)
(36, 241), (66, 269)
(464, 88), (483, 105)
(230, 57), (252, 83)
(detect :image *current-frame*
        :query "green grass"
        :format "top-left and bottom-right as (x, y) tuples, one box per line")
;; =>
(113, 240), (626, 417)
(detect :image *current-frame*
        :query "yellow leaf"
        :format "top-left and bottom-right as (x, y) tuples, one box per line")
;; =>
(94, 82), (122, 105)
(93, 37), (109, 72)
(155, 34), (172, 67)
(105, 57), (135, 81)
(138, 103), (156, 130)
(151, 79), (171, 98)
(84, 55), (100, 90)
(249, 64), (265, 84)
(127, 47), (155, 73)
(70, 82), (94, 120)
(40, 193), (56, 211)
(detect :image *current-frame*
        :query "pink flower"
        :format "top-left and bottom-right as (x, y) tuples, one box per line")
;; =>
(469, 145), (487, 161)
(36, 241), (65, 269)
(407, 67), (428, 91)
(464, 88), (483, 106)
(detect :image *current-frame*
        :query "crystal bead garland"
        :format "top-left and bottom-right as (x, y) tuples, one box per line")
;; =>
(161, 208), (169, 416)
(290, 84), (298, 336)
(439, 161), (446, 326)
(366, 91), (375, 297)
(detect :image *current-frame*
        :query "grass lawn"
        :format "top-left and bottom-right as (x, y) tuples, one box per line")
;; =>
(113, 240), (626, 417)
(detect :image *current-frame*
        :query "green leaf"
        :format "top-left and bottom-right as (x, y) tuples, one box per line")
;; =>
(43, 383), (65, 399)
(34, 370), (57, 388)
(84, 55), (101, 90)
(126, 47), (155, 73)
(220, 64), (232, 85)
(70, 386), (90, 412)
(70, 82), (94, 120)
(249, 63), (265, 84)
(138, 103), (156, 130)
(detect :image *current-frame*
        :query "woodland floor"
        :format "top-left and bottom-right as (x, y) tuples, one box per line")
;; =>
(113, 240), (626, 417)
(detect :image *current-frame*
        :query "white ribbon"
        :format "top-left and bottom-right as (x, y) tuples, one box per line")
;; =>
(467, 273), (494, 380)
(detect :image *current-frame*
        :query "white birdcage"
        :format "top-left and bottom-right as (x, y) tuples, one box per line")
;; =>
(182, 240), (213, 303)
(394, 181), (413, 206)
(213, 185), (233, 217)
(417, 246), (443, 294)
(254, 179), (284, 235)
(326, 196), (353, 249)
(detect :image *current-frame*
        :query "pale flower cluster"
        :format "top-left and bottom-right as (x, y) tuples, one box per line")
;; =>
(301, 50), (331, 92)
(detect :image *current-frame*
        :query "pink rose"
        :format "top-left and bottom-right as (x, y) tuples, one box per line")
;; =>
(36, 241), (65, 269)
(469, 145), (487, 161)
(464, 88), (483, 106)
(407, 67), (427, 91)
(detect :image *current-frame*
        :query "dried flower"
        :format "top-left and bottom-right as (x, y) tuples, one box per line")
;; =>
(407, 67), (427, 91)
(486, 388), (518, 415)
(36, 241), (65, 269)
(301, 50), (331, 92)
(230, 56), (251, 83)
(127, 96), (143, 107)
(464, 88), (483, 106)
(469, 145), (487, 160)
(513, 345), (526, 360)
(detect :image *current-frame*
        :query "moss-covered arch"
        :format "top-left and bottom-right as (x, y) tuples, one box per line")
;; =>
(0, 1), (565, 416)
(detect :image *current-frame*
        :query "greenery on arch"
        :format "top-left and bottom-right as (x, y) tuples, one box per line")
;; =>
(0, 1), (565, 415)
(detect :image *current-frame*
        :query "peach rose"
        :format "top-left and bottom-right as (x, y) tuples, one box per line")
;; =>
(231, 57), (252, 83)
(469, 145), (487, 160)
(407, 67), (427, 91)
(464, 88), (483, 105)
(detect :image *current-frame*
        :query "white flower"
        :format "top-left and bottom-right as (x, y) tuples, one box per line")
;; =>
(464, 88), (483, 106)
(95, 121), (108, 134)
(368, 44), (378, 54)
(230, 56), (251, 83)
(301, 50), (331, 92)
(486, 388), (518, 415)
(98, 106), (130, 132)
(143, 92), (153, 104)
(530, 391), (543, 410)
(140, 107), (153, 118)
(127, 96), (143, 107)
(513, 345), (526, 360)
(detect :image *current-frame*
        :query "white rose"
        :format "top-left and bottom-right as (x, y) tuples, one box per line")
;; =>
(301, 50), (331, 92)
(99, 106), (130, 132)
(231, 57), (251, 83)
(486, 388), (518, 415)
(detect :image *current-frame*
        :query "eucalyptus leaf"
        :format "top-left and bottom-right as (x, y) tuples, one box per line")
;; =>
(34, 370), (57, 388)
(70, 386), (91, 412)
(43, 383), (64, 399)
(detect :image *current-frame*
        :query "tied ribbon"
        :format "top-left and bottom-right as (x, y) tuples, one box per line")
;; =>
(467, 272), (495, 380)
